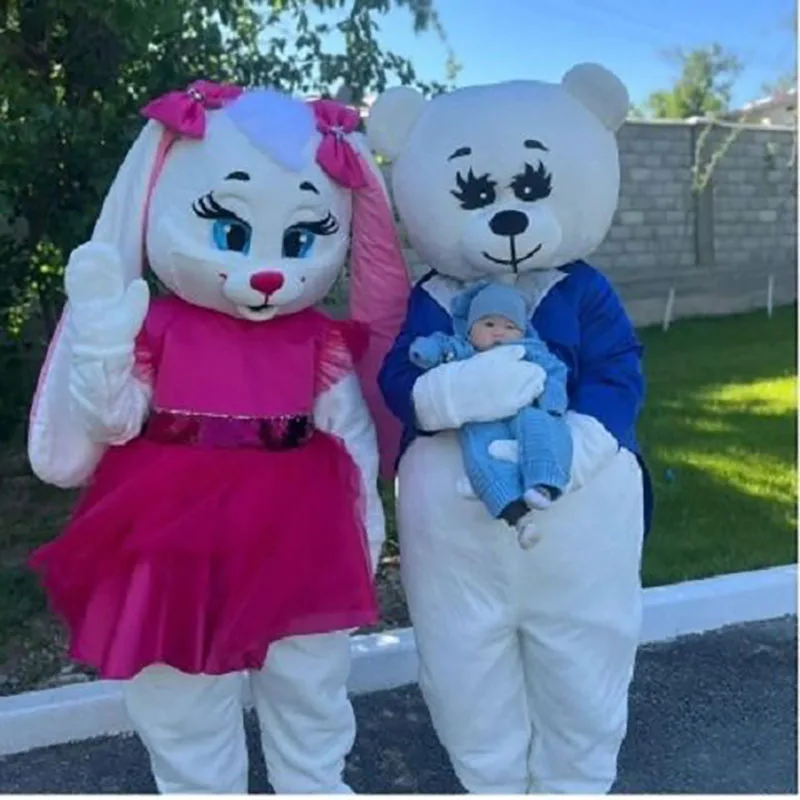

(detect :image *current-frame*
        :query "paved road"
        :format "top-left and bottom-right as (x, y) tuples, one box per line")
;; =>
(0, 617), (795, 794)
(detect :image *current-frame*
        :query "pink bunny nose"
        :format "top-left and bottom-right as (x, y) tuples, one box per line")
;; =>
(249, 271), (284, 297)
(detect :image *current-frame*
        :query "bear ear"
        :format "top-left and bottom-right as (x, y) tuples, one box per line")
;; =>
(561, 63), (630, 133)
(366, 86), (427, 161)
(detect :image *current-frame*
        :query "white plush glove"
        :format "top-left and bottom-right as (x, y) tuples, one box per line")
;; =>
(487, 410), (619, 493)
(65, 242), (150, 356)
(64, 242), (151, 444)
(412, 345), (546, 432)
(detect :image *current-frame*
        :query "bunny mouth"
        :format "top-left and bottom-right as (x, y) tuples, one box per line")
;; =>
(237, 302), (280, 322)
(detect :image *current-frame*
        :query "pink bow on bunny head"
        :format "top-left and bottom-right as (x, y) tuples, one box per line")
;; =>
(141, 80), (243, 139)
(310, 99), (366, 190)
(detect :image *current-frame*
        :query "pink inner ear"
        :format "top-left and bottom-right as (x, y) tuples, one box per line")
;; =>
(348, 163), (411, 480)
(140, 131), (178, 271)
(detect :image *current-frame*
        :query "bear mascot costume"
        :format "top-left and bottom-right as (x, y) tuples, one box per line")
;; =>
(368, 63), (652, 794)
(27, 82), (409, 794)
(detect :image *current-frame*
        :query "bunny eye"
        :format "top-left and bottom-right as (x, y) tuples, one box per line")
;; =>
(212, 219), (252, 254)
(193, 193), (252, 255)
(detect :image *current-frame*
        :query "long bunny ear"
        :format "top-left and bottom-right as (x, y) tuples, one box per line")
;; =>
(347, 134), (411, 480)
(28, 120), (169, 487)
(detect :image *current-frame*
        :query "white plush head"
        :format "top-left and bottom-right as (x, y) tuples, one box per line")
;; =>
(29, 83), (409, 486)
(367, 63), (629, 281)
(146, 89), (357, 320)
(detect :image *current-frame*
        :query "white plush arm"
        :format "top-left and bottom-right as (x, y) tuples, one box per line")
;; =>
(411, 345), (546, 432)
(487, 410), (619, 493)
(563, 411), (619, 491)
(314, 372), (386, 574)
(68, 336), (151, 445)
(63, 242), (152, 446)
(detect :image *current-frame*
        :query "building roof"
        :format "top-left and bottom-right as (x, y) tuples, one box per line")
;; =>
(737, 86), (796, 114)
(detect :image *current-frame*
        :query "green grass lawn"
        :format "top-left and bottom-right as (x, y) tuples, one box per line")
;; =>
(636, 306), (797, 586)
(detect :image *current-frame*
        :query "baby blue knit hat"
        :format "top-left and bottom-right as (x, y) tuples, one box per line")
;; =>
(466, 283), (528, 332)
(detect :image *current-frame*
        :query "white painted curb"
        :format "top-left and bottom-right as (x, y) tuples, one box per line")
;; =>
(0, 564), (795, 757)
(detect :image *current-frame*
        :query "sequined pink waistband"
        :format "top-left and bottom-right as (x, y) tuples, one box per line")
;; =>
(142, 410), (315, 450)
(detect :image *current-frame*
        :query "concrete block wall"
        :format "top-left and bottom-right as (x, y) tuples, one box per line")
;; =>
(370, 118), (797, 328)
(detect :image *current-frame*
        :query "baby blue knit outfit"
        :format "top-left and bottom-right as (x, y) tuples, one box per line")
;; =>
(409, 281), (574, 520)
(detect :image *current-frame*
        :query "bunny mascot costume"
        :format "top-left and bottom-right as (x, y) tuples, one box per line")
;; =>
(27, 82), (409, 794)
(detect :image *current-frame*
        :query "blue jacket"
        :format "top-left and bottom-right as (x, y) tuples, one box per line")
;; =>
(378, 261), (653, 534)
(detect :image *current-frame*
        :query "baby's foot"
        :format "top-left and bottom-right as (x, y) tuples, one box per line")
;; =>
(515, 511), (542, 550)
(524, 487), (553, 510)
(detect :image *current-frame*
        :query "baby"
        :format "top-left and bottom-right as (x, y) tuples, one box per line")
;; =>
(409, 281), (573, 548)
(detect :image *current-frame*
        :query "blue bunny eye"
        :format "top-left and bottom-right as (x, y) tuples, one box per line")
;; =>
(282, 228), (316, 259)
(211, 218), (252, 254)
(281, 213), (339, 259)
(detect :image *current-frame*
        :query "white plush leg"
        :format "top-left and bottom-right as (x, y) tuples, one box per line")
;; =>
(397, 433), (531, 794)
(122, 666), (247, 794)
(250, 632), (356, 794)
(518, 449), (644, 794)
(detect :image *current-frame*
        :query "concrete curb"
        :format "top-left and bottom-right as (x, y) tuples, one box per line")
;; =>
(0, 564), (795, 757)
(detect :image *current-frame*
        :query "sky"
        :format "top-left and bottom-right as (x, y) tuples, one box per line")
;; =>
(369, 0), (797, 110)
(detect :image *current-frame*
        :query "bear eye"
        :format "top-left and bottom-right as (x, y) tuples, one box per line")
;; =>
(451, 168), (497, 210)
(510, 162), (552, 203)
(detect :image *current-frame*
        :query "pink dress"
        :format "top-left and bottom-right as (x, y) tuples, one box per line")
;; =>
(29, 296), (378, 679)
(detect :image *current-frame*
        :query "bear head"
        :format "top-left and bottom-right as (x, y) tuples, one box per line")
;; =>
(366, 63), (629, 282)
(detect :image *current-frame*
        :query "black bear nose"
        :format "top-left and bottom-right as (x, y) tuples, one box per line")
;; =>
(489, 209), (529, 237)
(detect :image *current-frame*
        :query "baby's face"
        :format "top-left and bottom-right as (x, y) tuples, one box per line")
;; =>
(469, 315), (524, 351)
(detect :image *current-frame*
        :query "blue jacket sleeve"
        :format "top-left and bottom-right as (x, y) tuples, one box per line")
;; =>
(409, 331), (461, 370)
(569, 269), (644, 444)
(378, 279), (454, 431)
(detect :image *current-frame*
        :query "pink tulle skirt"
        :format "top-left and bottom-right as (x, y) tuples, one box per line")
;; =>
(29, 432), (378, 679)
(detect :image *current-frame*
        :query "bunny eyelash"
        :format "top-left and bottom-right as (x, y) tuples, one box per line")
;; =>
(288, 212), (339, 236)
(192, 192), (248, 225)
(192, 193), (339, 237)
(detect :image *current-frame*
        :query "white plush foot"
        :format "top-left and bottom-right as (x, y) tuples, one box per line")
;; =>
(456, 476), (478, 500)
(524, 487), (553, 510)
(516, 511), (542, 550)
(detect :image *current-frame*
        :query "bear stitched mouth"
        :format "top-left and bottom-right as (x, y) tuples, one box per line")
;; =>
(247, 301), (273, 312)
(482, 243), (542, 269)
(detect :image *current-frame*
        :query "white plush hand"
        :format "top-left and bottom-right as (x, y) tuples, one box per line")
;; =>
(65, 242), (150, 355)
(413, 345), (546, 432)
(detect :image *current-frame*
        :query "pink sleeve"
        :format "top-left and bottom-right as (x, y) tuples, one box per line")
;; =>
(132, 296), (178, 385)
(315, 319), (370, 396)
